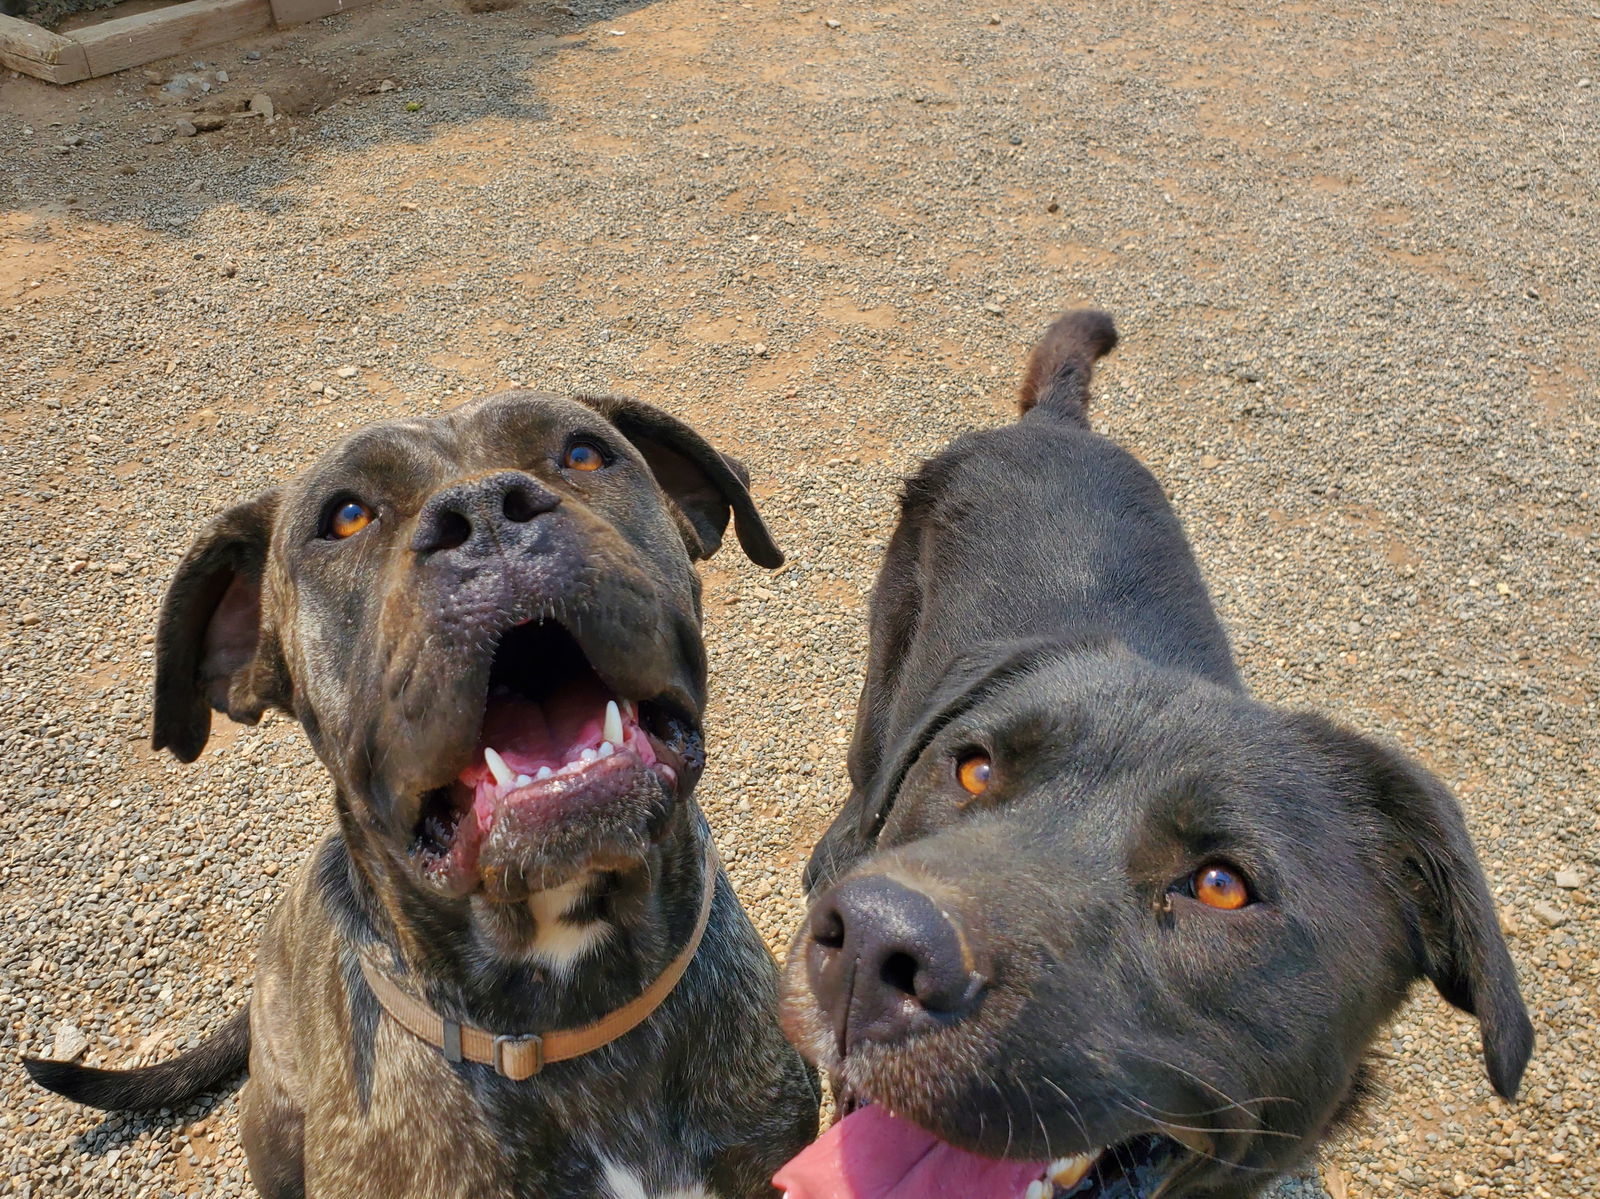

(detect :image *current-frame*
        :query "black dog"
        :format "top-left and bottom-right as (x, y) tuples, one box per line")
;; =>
(775, 313), (1531, 1199)
(26, 391), (818, 1197)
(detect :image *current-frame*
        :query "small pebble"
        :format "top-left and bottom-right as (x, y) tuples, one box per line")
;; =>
(1532, 902), (1569, 929)
(52, 1021), (89, 1063)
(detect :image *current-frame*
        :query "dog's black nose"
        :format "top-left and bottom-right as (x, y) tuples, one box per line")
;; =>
(806, 875), (986, 1056)
(412, 471), (561, 554)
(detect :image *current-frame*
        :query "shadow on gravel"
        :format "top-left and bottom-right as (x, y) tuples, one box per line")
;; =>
(0, 0), (660, 229)
(70, 1072), (241, 1154)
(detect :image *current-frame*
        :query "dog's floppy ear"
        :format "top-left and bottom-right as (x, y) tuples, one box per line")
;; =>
(152, 491), (288, 764)
(1295, 712), (1534, 1100)
(576, 392), (783, 568)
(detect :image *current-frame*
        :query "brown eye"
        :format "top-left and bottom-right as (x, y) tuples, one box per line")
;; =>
(956, 752), (993, 797)
(328, 500), (373, 539)
(1194, 864), (1250, 911)
(564, 440), (605, 471)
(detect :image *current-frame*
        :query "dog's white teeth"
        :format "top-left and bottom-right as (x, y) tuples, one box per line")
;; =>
(1049, 1154), (1095, 1189)
(513, 773), (533, 788)
(580, 747), (598, 763)
(598, 741), (614, 758)
(483, 747), (516, 788)
(1024, 1181), (1051, 1199)
(603, 699), (624, 745)
(535, 766), (554, 781)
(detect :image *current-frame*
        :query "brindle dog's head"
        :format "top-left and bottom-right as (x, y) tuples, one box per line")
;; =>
(783, 653), (1532, 1197)
(153, 391), (780, 957)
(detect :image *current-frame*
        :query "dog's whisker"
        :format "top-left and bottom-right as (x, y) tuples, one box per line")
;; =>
(1107, 1099), (1293, 1174)
(1039, 1075), (1096, 1152)
(978, 1066), (1018, 1161)
(1108, 1097), (1303, 1146)
(1116, 1048), (1296, 1122)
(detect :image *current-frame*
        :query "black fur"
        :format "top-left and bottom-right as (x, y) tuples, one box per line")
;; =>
(783, 311), (1531, 1198)
(22, 1010), (249, 1111)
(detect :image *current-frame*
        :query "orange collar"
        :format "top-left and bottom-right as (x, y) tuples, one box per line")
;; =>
(359, 840), (717, 1081)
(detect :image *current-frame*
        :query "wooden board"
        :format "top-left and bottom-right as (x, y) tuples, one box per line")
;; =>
(269, 0), (383, 28)
(0, 13), (91, 83)
(70, 0), (271, 78)
(0, 0), (375, 83)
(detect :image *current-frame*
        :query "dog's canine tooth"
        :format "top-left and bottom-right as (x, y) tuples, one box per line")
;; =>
(598, 741), (614, 758)
(1024, 1180), (1050, 1199)
(483, 747), (516, 788)
(1049, 1154), (1094, 1189)
(603, 699), (624, 745)
(535, 766), (554, 781)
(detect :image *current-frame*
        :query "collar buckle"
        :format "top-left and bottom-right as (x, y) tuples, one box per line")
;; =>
(493, 1033), (544, 1080)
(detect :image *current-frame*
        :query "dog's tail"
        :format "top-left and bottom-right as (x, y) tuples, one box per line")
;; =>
(1017, 308), (1119, 422)
(22, 1007), (249, 1111)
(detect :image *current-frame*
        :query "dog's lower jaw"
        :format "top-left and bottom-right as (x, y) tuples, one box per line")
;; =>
(446, 752), (682, 903)
(406, 656), (705, 901)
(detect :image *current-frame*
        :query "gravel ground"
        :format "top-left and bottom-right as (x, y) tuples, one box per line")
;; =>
(2, 1), (1596, 1196)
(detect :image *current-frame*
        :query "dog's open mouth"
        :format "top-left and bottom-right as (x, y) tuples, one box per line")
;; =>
(775, 1103), (1174, 1199)
(410, 620), (699, 896)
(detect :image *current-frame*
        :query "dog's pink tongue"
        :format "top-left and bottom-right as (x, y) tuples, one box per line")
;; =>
(774, 1106), (1045, 1199)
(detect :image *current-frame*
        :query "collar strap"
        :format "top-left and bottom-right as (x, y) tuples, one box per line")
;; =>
(359, 839), (718, 1081)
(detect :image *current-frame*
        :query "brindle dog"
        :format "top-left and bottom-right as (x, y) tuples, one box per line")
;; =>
(25, 391), (819, 1198)
(775, 312), (1532, 1199)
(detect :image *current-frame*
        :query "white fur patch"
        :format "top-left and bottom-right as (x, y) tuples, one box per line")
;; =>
(524, 874), (610, 975)
(600, 1159), (716, 1199)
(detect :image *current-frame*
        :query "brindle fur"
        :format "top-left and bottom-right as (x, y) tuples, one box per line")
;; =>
(26, 391), (819, 1198)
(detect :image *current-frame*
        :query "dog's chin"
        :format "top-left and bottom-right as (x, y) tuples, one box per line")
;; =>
(405, 620), (702, 901)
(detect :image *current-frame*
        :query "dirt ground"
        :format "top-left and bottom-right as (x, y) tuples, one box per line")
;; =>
(2, 0), (1596, 1196)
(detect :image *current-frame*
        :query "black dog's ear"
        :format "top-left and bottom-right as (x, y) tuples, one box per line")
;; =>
(1295, 712), (1534, 1100)
(152, 491), (288, 763)
(576, 392), (784, 568)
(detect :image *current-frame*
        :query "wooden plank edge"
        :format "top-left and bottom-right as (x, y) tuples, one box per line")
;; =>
(269, 0), (384, 30)
(66, 0), (272, 79)
(0, 13), (91, 82)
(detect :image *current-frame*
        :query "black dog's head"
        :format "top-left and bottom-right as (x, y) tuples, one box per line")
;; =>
(152, 391), (779, 951)
(781, 647), (1531, 1198)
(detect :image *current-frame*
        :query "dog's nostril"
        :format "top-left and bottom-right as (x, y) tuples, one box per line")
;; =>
(879, 951), (918, 997)
(433, 510), (473, 552)
(502, 487), (541, 524)
(812, 908), (846, 951)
